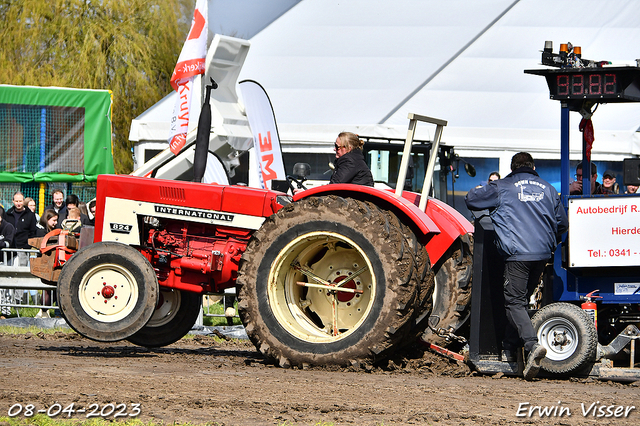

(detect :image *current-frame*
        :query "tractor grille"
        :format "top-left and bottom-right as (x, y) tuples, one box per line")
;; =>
(159, 186), (186, 202)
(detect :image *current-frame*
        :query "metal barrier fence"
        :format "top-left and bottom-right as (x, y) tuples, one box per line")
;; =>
(203, 288), (238, 325)
(0, 248), (57, 316)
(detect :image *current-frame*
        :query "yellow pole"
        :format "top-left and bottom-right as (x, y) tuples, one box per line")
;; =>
(39, 183), (46, 216)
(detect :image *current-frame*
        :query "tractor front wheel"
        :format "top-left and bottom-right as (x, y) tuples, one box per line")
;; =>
(57, 242), (158, 342)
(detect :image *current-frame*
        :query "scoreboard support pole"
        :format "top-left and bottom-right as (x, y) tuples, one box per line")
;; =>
(560, 102), (570, 207)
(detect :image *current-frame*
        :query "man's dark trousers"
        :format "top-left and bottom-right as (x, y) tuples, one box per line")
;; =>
(502, 259), (547, 353)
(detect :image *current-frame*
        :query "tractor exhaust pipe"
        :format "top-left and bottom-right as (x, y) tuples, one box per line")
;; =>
(193, 78), (218, 183)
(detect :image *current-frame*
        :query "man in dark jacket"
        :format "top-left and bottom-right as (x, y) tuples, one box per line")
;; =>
(570, 162), (602, 195)
(56, 194), (91, 228)
(0, 213), (15, 251)
(465, 152), (568, 380)
(45, 188), (67, 215)
(0, 211), (15, 314)
(4, 191), (37, 257)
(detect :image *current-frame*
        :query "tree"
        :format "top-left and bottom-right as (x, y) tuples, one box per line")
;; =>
(0, 0), (194, 174)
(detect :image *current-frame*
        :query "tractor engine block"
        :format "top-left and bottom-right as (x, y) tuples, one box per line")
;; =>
(145, 220), (252, 294)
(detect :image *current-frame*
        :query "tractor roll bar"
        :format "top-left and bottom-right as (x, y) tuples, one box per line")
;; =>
(395, 113), (448, 212)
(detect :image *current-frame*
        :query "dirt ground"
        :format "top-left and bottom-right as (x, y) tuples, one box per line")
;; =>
(0, 332), (639, 426)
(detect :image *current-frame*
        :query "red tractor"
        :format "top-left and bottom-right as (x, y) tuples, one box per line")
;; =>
(30, 114), (473, 368)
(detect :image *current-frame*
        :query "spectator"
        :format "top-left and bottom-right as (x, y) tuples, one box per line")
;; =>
(0, 213), (16, 255)
(60, 207), (83, 232)
(77, 201), (93, 226)
(45, 189), (67, 215)
(4, 191), (37, 266)
(476, 171), (501, 188)
(569, 162), (602, 195)
(35, 209), (58, 319)
(601, 170), (620, 194)
(56, 194), (90, 227)
(625, 184), (638, 194)
(465, 152), (568, 380)
(56, 193), (77, 224)
(0, 212), (16, 315)
(24, 197), (40, 222)
(87, 198), (97, 226)
(36, 209), (59, 237)
(78, 201), (88, 217)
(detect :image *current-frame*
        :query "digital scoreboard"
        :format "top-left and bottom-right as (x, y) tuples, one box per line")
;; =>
(525, 67), (640, 108)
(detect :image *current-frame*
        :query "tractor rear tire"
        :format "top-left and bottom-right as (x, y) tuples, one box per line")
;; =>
(57, 242), (158, 342)
(420, 235), (473, 346)
(382, 211), (435, 340)
(237, 196), (420, 367)
(127, 288), (202, 348)
(532, 302), (598, 375)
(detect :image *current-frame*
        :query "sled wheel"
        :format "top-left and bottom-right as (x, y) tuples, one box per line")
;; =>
(57, 242), (158, 342)
(532, 302), (598, 374)
(237, 196), (419, 367)
(420, 234), (473, 346)
(127, 288), (202, 347)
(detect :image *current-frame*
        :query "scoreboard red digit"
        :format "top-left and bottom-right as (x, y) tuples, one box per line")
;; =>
(525, 67), (640, 107)
(555, 73), (617, 97)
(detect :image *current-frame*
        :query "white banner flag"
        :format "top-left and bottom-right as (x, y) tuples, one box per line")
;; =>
(239, 80), (286, 189)
(168, 0), (208, 155)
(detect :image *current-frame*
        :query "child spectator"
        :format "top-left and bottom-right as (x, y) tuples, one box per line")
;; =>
(60, 207), (82, 232)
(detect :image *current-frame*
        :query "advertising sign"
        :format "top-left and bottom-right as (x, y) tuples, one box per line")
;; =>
(238, 80), (286, 189)
(168, 0), (208, 155)
(568, 196), (640, 267)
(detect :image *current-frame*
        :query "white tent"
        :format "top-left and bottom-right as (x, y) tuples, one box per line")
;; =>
(131, 0), (640, 178)
(238, 0), (640, 162)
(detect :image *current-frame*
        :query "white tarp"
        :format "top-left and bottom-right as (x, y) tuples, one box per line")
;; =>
(131, 0), (640, 162)
(237, 0), (640, 158)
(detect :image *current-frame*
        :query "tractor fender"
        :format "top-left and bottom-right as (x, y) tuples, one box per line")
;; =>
(384, 190), (474, 266)
(422, 196), (474, 266)
(293, 185), (473, 266)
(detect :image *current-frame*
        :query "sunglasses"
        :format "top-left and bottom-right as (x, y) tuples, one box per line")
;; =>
(575, 173), (595, 179)
(334, 143), (345, 150)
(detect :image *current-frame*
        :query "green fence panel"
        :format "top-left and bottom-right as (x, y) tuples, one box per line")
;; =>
(0, 85), (114, 183)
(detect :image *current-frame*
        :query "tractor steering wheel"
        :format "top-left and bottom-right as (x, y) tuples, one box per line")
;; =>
(286, 175), (308, 193)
